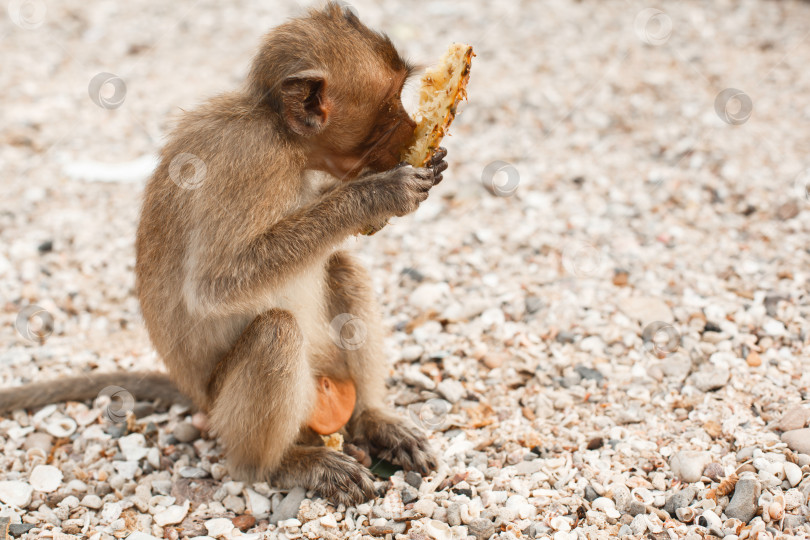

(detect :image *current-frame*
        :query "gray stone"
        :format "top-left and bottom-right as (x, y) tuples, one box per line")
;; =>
(468, 518), (495, 540)
(628, 500), (646, 516)
(664, 487), (696, 515)
(693, 366), (730, 392)
(725, 476), (760, 522)
(179, 467), (208, 478)
(612, 484), (631, 512)
(782, 428), (810, 455)
(22, 432), (53, 453)
(446, 503), (461, 527)
(401, 487), (418, 504)
(574, 364), (604, 382)
(584, 485), (599, 502)
(777, 406), (810, 432)
(173, 422), (201, 443)
(437, 380), (465, 403)
(555, 331), (576, 344)
(525, 296), (542, 314)
(528, 522), (551, 537)
(9, 524), (36, 536)
(784, 514), (807, 531)
(405, 470), (423, 489)
(270, 486), (306, 524)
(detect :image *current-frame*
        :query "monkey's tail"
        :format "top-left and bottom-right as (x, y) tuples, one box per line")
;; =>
(0, 371), (191, 414)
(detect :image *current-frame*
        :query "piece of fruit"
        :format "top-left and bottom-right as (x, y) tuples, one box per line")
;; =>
(307, 376), (356, 435)
(401, 43), (474, 167)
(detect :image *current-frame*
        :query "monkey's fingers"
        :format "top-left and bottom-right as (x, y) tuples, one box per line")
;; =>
(428, 148), (448, 185)
(432, 161), (448, 185)
(412, 170), (435, 192)
(428, 147), (448, 166)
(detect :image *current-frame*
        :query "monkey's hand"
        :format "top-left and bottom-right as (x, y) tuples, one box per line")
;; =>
(427, 146), (449, 185)
(352, 161), (442, 236)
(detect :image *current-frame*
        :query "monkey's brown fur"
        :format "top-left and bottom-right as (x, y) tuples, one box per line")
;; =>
(0, 4), (446, 505)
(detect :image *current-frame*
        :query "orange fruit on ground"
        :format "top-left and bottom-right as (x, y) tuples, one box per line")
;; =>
(307, 377), (357, 435)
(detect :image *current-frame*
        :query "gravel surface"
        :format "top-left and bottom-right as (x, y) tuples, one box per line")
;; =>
(3, 0), (810, 539)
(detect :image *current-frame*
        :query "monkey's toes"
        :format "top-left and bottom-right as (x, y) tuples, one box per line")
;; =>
(368, 420), (438, 475)
(314, 450), (377, 506)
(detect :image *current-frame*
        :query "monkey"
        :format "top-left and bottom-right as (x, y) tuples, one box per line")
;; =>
(0, 3), (448, 505)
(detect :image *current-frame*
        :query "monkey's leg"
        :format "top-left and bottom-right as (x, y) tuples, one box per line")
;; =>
(207, 309), (375, 505)
(325, 252), (437, 474)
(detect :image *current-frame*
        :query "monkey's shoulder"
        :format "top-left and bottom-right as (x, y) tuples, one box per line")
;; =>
(169, 92), (283, 150)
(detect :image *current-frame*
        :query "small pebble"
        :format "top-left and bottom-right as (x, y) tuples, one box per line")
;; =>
(405, 470), (423, 489)
(724, 475), (760, 522)
(154, 504), (188, 526)
(670, 451), (712, 483)
(29, 465), (62, 492)
(777, 406), (810, 432)
(0, 481), (33, 507)
(782, 428), (810, 455)
(173, 421), (201, 443)
(468, 518), (495, 540)
(785, 461), (803, 487)
(270, 486), (307, 523)
(22, 432), (53, 453)
(206, 517), (235, 537)
(232, 514), (256, 531)
(437, 379), (465, 403)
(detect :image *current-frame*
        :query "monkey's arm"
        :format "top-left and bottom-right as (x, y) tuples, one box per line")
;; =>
(0, 372), (189, 414)
(185, 166), (435, 316)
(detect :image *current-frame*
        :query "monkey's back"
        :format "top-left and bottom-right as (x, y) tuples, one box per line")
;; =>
(135, 94), (336, 408)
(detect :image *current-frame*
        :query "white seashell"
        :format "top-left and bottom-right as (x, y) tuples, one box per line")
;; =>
(722, 518), (742, 535)
(629, 514), (647, 535)
(381, 489), (404, 518)
(424, 519), (451, 540)
(154, 502), (189, 527)
(748, 520), (766, 535)
(0, 481), (34, 507)
(465, 468), (484, 485)
(752, 458), (770, 471)
(25, 448), (47, 465)
(32, 405), (58, 424)
(549, 515), (572, 532)
(29, 465), (62, 492)
(784, 462), (803, 487)
(645, 514), (664, 534)
(592, 497), (621, 519)
(784, 488), (804, 511)
(757, 492), (773, 507)
(46, 417), (77, 438)
(631, 487), (654, 506)
(697, 509), (723, 535)
(767, 494), (785, 520)
(675, 506), (696, 523)
(206, 517), (236, 536)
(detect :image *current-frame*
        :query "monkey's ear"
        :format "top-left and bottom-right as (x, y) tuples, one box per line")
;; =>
(281, 70), (331, 136)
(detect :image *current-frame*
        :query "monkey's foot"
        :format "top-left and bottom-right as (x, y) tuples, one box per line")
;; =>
(351, 410), (438, 475)
(271, 446), (377, 506)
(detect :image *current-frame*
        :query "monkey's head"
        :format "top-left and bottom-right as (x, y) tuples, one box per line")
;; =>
(249, 2), (417, 179)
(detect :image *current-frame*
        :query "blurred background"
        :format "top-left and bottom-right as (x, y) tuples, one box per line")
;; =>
(3, 0), (810, 537)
